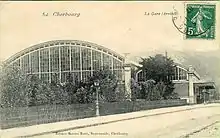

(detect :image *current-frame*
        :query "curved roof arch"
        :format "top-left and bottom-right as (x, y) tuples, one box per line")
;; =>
(174, 62), (188, 72)
(5, 40), (125, 64)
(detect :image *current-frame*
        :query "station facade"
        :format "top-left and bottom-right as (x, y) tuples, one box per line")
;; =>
(5, 40), (216, 104)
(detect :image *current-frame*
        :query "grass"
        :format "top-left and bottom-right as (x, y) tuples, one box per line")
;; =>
(0, 99), (187, 129)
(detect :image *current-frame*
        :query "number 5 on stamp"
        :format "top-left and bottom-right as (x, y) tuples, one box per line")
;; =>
(186, 4), (216, 39)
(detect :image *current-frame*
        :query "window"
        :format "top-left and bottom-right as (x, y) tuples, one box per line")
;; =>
(174, 67), (178, 80)
(60, 46), (70, 71)
(13, 59), (20, 68)
(92, 50), (101, 70)
(50, 47), (59, 72)
(71, 47), (80, 70)
(41, 73), (49, 83)
(113, 59), (122, 70)
(30, 51), (39, 73)
(40, 48), (49, 72)
(179, 69), (187, 80)
(82, 71), (91, 82)
(81, 48), (91, 70)
(103, 54), (111, 69)
(21, 55), (30, 73)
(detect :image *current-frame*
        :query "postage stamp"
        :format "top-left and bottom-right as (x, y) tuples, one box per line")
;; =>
(185, 4), (216, 39)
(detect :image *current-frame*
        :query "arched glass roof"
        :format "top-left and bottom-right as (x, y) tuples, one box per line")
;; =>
(6, 40), (125, 64)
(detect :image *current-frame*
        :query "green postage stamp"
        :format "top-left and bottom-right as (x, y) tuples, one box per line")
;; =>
(186, 4), (216, 39)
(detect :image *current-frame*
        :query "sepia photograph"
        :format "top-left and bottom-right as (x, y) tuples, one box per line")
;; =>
(0, 1), (220, 138)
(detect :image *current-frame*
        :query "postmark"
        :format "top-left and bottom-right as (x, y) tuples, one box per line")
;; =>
(172, 3), (216, 40)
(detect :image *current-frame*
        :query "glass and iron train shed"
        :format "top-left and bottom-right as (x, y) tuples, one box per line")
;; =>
(5, 40), (216, 103)
(6, 40), (124, 83)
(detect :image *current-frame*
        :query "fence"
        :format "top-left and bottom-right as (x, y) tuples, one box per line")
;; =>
(0, 104), (95, 129)
(99, 99), (187, 115)
(0, 99), (187, 129)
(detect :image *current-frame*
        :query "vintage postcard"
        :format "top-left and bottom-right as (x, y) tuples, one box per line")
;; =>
(0, 1), (220, 138)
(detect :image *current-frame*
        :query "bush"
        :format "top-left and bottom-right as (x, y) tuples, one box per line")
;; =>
(138, 54), (176, 99)
(0, 64), (123, 107)
(0, 64), (29, 107)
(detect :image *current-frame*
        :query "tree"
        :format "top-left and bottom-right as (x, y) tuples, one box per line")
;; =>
(152, 81), (166, 100)
(59, 68), (120, 104)
(50, 82), (69, 105)
(139, 79), (156, 100)
(34, 81), (52, 105)
(25, 74), (42, 106)
(0, 64), (30, 107)
(139, 54), (176, 99)
(75, 86), (92, 103)
(131, 78), (142, 100)
(88, 69), (119, 102)
(0, 62), (122, 107)
(0, 63), (70, 107)
(63, 73), (78, 104)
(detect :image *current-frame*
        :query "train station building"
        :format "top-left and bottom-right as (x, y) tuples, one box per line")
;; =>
(5, 40), (216, 104)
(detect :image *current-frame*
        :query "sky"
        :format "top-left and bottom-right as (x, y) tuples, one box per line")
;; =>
(0, 1), (219, 61)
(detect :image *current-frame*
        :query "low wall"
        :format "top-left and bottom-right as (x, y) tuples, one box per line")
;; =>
(0, 99), (186, 129)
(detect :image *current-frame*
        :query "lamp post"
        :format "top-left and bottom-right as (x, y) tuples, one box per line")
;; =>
(94, 80), (100, 116)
